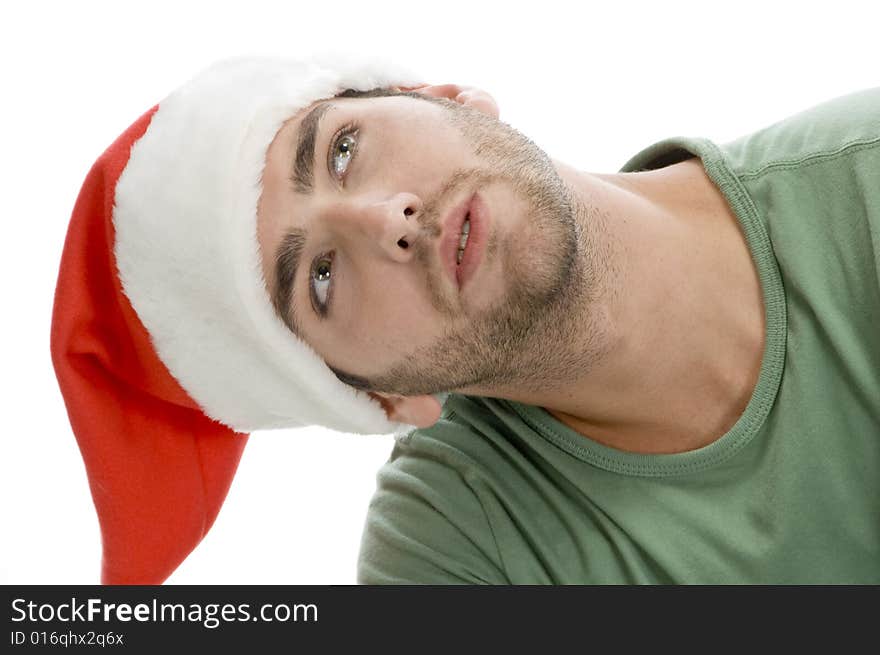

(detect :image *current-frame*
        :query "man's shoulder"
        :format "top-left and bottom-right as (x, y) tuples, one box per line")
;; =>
(392, 393), (541, 467)
(359, 394), (524, 584)
(721, 86), (880, 178)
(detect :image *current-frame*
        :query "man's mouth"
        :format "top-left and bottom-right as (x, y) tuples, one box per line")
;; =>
(440, 191), (488, 292)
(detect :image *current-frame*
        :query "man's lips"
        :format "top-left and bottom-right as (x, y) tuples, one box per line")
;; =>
(440, 192), (486, 292)
(441, 193), (473, 290)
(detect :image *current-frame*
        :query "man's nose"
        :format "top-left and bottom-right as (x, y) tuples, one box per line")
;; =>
(332, 192), (423, 262)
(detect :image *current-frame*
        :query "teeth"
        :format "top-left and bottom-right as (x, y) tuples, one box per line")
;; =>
(456, 219), (471, 265)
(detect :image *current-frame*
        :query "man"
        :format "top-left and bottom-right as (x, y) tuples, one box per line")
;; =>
(257, 84), (880, 583)
(52, 55), (879, 584)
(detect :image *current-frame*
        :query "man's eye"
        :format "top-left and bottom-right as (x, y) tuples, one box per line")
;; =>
(329, 124), (359, 180)
(310, 253), (334, 316)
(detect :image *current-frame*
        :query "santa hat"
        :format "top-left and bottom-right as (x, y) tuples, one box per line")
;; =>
(50, 54), (434, 584)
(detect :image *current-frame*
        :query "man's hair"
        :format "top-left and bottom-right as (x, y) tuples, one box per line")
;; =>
(334, 86), (447, 103)
(326, 364), (376, 392)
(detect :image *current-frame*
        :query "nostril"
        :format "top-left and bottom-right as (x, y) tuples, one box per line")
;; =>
(398, 238), (409, 249)
(404, 207), (414, 217)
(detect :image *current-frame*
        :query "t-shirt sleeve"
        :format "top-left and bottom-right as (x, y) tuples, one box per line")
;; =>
(357, 433), (509, 585)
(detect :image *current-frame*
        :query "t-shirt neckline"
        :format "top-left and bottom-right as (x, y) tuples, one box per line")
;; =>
(503, 136), (788, 477)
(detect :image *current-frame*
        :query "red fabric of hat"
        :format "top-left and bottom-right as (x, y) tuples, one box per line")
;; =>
(50, 107), (248, 585)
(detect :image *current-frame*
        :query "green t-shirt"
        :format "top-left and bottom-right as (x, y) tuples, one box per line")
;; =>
(357, 88), (880, 584)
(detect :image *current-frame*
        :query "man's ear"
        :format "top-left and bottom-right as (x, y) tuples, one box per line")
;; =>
(369, 391), (443, 428)
(396, 83), (500, 119)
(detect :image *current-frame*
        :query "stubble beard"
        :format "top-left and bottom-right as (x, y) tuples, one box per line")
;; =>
(366, 99), (614, 399)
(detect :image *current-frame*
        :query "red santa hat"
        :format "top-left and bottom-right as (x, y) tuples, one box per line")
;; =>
(50, 54), (430, 584)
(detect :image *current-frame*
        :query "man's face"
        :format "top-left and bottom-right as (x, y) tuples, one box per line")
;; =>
(257, 89), (584, 397)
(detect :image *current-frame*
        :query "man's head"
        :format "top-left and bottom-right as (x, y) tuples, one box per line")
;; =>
(60, 56), (603, 584)
(258, 83), (591, 428)
(53, 55), (607, 583)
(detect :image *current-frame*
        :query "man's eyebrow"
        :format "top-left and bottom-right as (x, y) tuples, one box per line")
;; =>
(271, 100), (336, 336)
(290, 100), (334, 195)
(272, 226), (307, 338)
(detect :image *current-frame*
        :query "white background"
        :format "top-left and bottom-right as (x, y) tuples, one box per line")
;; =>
(2, 0), (877, 584)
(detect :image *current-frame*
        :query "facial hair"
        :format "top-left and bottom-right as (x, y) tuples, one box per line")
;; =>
(365, 97), (615, 399)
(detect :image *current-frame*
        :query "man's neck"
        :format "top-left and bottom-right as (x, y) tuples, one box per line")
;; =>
(500, 157), (765, 454)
